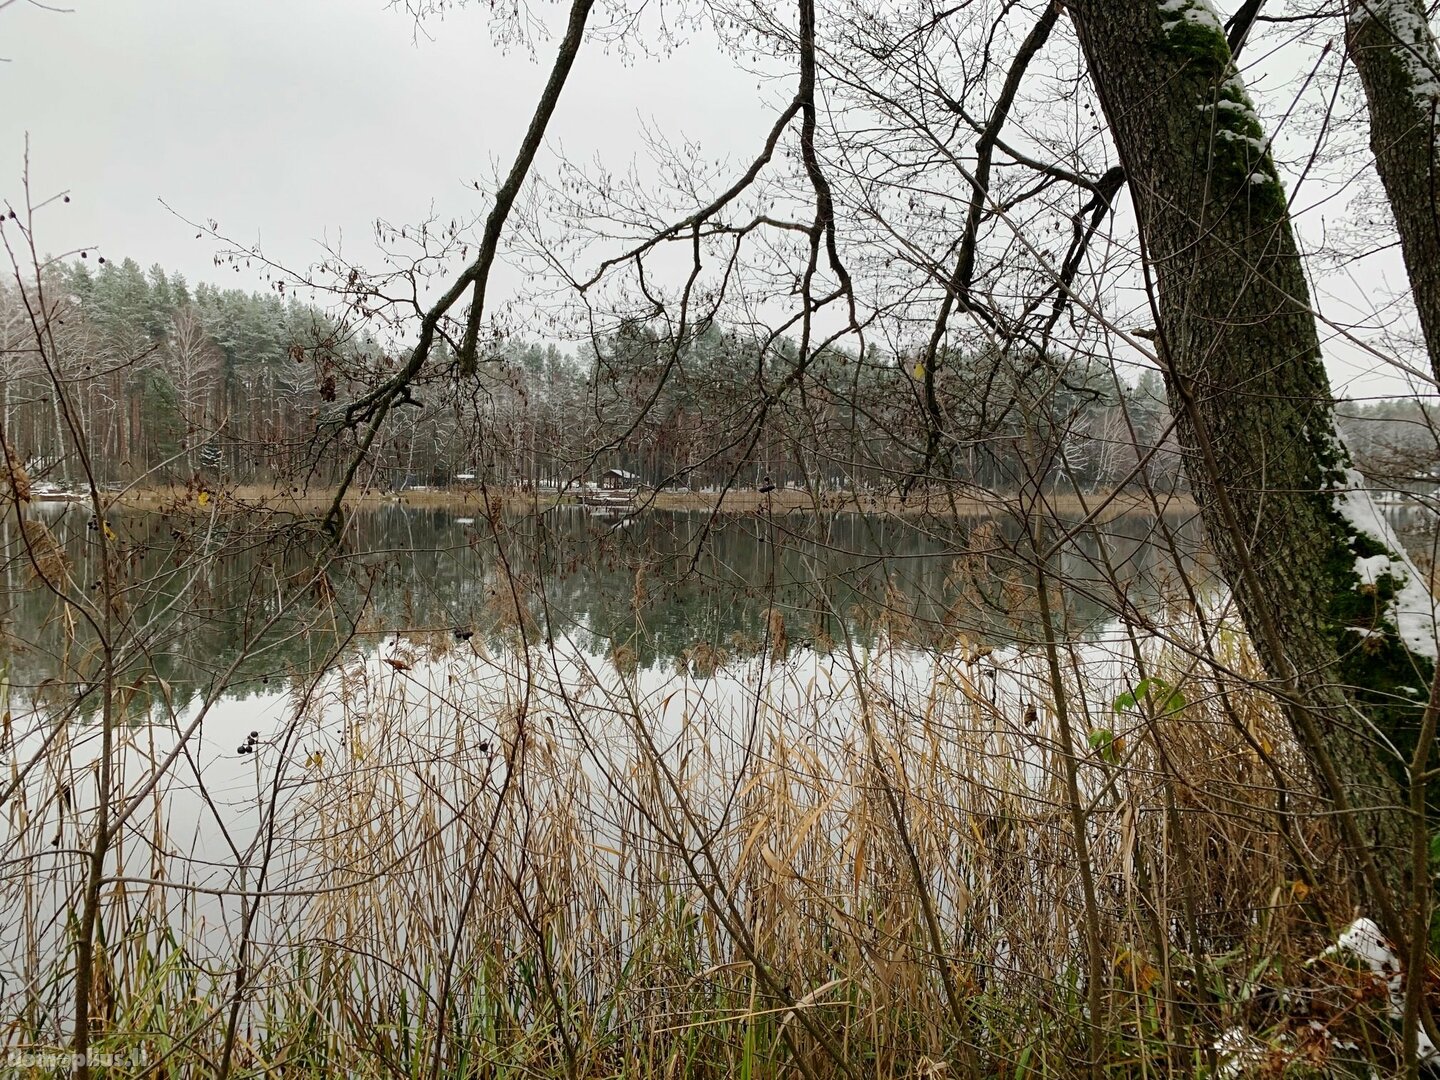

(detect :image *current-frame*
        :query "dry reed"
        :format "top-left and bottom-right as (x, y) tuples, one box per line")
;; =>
(0, 619), (1403, 1078)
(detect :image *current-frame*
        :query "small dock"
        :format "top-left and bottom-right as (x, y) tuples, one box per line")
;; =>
(30, 484), (88, 502)
(578, 489), (637, 510)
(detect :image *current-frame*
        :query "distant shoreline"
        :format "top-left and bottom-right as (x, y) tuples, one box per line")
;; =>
(100, 483), (1199, 521)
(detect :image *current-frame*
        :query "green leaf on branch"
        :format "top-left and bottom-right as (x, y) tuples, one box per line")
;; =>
(1113, 677), (1185, 716)
(1088, 729), (1120, 764)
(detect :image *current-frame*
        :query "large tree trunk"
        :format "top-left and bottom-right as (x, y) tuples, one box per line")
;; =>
(1067, 0), (1438, 928)
(1348, 0), (1440, 382)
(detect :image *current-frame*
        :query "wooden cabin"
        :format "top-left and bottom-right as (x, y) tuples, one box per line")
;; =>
(599, 468), (640, 490)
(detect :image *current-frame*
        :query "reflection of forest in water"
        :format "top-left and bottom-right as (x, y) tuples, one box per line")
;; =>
(1, 503), (1210, 709)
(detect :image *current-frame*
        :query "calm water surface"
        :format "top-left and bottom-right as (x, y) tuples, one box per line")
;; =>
(0, 502), (1208, 711)
(0, 500), (1211, 993)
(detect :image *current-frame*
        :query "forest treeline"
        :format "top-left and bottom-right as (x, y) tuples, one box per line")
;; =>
(0, 255), (1428, 497)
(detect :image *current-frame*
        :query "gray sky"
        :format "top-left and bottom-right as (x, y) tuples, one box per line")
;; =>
(0, 0), (1428, 399)
(0, 0), (766, 299)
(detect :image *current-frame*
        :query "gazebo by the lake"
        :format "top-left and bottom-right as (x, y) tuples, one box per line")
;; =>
(599, 468), (640, 490)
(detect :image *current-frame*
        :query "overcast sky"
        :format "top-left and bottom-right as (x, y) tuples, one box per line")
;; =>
(0, 0), (1428, 399)
(0, 0), (766, 301)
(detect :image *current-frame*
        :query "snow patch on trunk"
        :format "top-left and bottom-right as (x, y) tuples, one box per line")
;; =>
(1333, 467), (1439, 660)
(1157, 0), (1224, 35)
(1351, 0), (1440, 111)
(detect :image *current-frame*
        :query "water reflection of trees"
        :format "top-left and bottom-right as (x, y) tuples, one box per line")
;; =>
(1, 502), (368, 714)
(2, 503), (1209, 708)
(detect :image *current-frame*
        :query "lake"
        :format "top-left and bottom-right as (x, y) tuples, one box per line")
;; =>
(4, 498), (1265, 1072)
(0, 501), (1209, 711)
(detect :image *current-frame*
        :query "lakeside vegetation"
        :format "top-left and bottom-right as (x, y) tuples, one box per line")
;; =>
(1, 612), (1408, 1077)
(5, 0), (1440, 1076)
(97, 480), (1200, 520)
(3, 257), (1191, 496)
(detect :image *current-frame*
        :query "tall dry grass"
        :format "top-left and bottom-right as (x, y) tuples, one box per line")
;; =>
(1, 616), (1409, 1078)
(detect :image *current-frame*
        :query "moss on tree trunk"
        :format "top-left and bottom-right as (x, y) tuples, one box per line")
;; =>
(1068, 0), (1436, 922)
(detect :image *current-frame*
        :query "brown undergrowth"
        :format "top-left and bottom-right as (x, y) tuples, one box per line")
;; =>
(0, 620), (1413, 1078)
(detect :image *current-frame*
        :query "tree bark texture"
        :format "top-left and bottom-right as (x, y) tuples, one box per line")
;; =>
(1348, 0), (1440, 383)
(1067, 0), (1436, 919)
